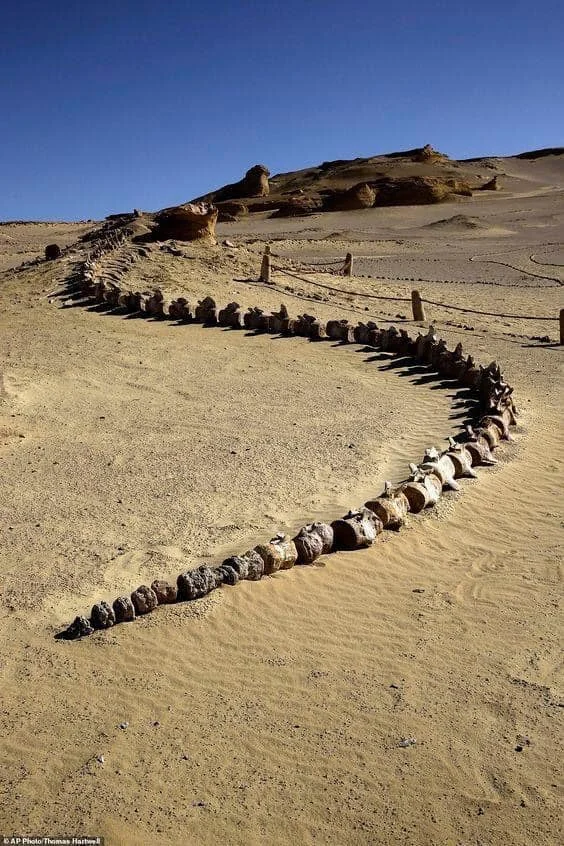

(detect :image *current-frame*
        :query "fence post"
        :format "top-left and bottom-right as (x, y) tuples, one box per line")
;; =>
(343, 252), (353, 277)
(560, 308), (564, 345)
(260, 249), (271, 284)
(411, 290), (426, 322)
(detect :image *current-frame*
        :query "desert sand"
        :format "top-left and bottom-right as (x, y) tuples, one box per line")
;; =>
(0, 151), (562, 845)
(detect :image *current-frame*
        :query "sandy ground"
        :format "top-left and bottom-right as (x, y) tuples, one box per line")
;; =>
(0, 155), (563, 845)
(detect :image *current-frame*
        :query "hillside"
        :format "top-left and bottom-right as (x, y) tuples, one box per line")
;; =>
(190, 144), (564, 219)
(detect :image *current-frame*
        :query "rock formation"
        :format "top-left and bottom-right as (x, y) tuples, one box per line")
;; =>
(323, 183), (376, 211)
(153, 203), (217, 242)
(480, 176), (500, 191)
(194, 165), (270, 204)
(217, 201), (249, 222)
(372, 177), (466, 206)
(271, 196), (323, 217)
(412, 144), (446, 163)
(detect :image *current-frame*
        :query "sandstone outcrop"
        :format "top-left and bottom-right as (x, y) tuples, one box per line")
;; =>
(271, 196), (323, 217)
(372, 177), (467, 206)
(153, 203), (217, 242)
(217, 201), (249, 222)
(412, 144), (446, 163)
(194, 165), (270, 204)
(480, 176), (500, 191)
(323, 183), (376, 211)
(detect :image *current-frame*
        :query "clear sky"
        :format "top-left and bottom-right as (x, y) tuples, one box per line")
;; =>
(1, 0), (562, 220)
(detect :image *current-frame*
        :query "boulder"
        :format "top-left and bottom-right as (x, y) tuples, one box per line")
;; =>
(151, 580), (178, 604)
(91, 601), (115, 629)
(113, 595), (136, 623)
(131, 585), (158, 615)
(153, 203), (218, 242)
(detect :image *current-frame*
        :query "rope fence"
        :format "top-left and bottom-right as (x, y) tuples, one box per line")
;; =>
(258, 248), (562, 338)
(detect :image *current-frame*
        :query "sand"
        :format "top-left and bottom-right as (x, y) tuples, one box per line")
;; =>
(0, 153), (562, 845)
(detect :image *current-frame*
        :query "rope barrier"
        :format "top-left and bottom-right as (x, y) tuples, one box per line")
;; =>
(271, 264), (412, 303)
(270, 262), (559, 322)
(419, 298), (558, 321)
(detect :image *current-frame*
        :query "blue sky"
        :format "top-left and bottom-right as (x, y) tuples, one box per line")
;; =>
(1, 0), (562, 220)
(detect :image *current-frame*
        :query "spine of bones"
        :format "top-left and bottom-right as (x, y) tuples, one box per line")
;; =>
(57, 283), (518, 639)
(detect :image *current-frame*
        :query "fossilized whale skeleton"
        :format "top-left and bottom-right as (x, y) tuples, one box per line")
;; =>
(56, 258), (518, 640)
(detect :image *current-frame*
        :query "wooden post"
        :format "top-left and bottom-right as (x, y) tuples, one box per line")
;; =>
(260, 251), (271, 284)
(560, 308), (564, 345)
(411, 290), (426, 322)
(343, 252), (353, 277)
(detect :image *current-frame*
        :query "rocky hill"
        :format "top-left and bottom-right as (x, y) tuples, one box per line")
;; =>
(190, 144), (514, 219)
